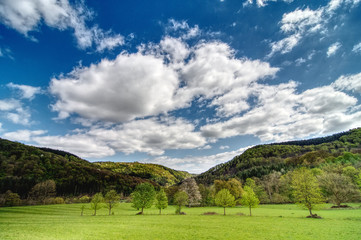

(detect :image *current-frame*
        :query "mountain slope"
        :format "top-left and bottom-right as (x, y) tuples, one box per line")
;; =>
(0, 138), (190, 197)
(196, 128), (361, 185)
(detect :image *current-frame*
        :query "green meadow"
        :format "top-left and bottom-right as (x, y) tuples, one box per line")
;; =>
(1, 203), (361, 240)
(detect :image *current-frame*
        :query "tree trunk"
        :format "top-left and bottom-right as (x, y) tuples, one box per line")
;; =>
(249, 206), (252, 216)
(224, 207), (226, 216)
(159, 208), (161, 215)
(308, 208), (313, 216)
(109, 206), (111, 215)
(141, 207), (144, 214)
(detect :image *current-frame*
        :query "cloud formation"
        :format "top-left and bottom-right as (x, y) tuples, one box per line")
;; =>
(7, 83), (42, 100)
(0, 0), (123, 51)
(327, 42), (342, 57)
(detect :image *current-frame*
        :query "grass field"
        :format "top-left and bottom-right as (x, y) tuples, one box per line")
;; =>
(1, 203), (361, 240)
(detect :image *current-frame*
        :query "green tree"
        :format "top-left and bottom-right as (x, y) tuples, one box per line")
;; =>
(198, 184), (213, 206)
(214, 189), (236, 215)
(4, 190), (21, 206)
(318, 172), (360, 207)
(104, 190), (120, 215)
(174, 191), (188, 214)
(131, 183), (156, 214)
(292, 168), (323, 217)
(240, 186), (260, 216)
(155, 189), (168, 214)
(91, 192), (104, 216)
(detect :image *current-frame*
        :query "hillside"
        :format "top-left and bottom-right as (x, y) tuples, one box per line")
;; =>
(0, 138), (190, 197)
(196, 128), (361, 185)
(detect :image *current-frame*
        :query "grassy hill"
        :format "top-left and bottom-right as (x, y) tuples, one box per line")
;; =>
(0, 138), (190, 197)
(196, 128), (361, 185)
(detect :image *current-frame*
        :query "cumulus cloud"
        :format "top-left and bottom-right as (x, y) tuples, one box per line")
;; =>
(50, 38), (278, 122)
(327, 42), (342, 57)
(7, 83), (42, 100)
(0, 0), (123, 51)
(149, 146), (250, 174)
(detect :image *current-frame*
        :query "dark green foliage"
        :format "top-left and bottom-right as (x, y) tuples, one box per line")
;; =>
(3, 190), (21, 206)
(0, 138), (189, 198)
(131, 183), (156, 214)
(196, 128), (361, 185)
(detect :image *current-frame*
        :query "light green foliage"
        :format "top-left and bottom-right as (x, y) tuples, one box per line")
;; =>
(131, 183), (156, 214)
(240, 186), (260, 216)
(198, 184), (213, 206)
(292, 168), (323, 216)
(318, 172), (360, 207)
(214, 178), (243, 200)
(214, 189), (236, 215)
(90, 193), (104, 216)
(105, 190), (120, 215)
(173, 191), (188, 214)
(155, 189), (168, 214)
(342, 166), (359, 184)
(1, 203), (361, 239)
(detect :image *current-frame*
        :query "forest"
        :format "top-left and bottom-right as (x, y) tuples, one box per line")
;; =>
(0, 128), (361, 208)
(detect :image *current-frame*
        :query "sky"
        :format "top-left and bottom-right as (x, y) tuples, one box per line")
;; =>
(0, 0), (361, 174)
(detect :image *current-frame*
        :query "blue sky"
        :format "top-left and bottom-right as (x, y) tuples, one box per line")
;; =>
(0, 0), (361, 173)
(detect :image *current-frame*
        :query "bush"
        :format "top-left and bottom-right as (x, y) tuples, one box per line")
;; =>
(79, 195), (91, 203)
(53, 197), (65, 204)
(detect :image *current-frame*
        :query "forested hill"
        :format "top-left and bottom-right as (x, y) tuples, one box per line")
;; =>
(196, 128), (361, 185)
(0, 138), (190, 197)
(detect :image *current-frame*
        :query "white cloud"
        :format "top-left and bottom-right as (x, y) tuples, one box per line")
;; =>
(50, 52), (182, 122)
(267, 0), (360, 57)
(327, 42), (342, 57)
(244, 0), (293, 8)
(332, 72), (361, 94)
(0, 0), (124, 51)
(352, 42), (361, 54)
(33, 134), (116, 158)
(51, 39), (278, 122)
(201, 80), (359, 143)
(2, 129), (46, 142)
(0, 99), (32, 125)
(28, 117), (206, 158)
(219, 145), (229, 150)
(7, 82), (42, 100)
(149, 146), (250, 174)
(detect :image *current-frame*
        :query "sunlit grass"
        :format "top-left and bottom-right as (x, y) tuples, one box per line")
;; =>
(1, 203), (360, 240)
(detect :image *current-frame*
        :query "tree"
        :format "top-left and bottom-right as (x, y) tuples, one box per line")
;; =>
(173, 191), (188, 214)
(29, 180), (56, 204)
(198, 184), (213, 206)
(318, 172), (360, 207)
(4, 190), (21, 206)
(180, 178), (201, 207)
(131, 183), (156, 214)
(104, 190), (120, 215)
(240, 186), (260, 216)
(261, 171), (282, 202)
(292, 168), (323, 217)
(91, 192), (104, 216)
(155, 189), (168, 214)
(215, 189), (236, 215)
